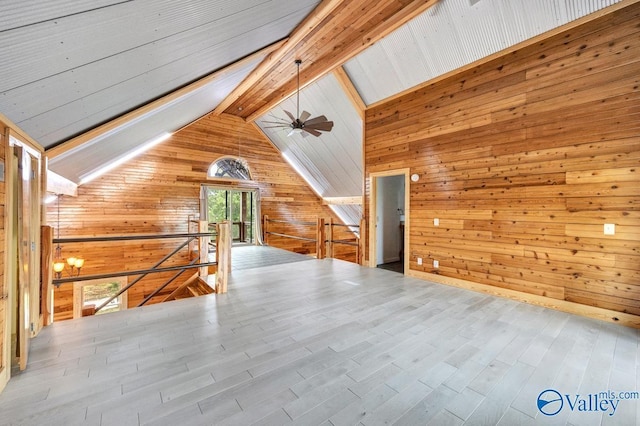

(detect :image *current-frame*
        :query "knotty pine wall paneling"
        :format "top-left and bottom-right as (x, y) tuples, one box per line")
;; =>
(0, 130), (5, 374)
(50, 113), (356, 320)
(365, 3), (640, 320)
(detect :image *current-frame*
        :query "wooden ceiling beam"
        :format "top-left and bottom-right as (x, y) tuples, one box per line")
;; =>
(241, 0), (439, 123)
(333, 66), (366, 119)
(47, 170), (78, 196)
(323, 196), (363, 205)
(212, 0), (346, 116)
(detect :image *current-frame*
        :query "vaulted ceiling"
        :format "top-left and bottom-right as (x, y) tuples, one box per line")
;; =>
(0, 0), (626, 223)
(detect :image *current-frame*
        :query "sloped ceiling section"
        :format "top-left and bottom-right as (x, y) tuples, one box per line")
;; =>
(48, 55), (266, 184)
(0, 0), (321, 148)
(255, 73), (364, 225)
(344, 0), (622, 105)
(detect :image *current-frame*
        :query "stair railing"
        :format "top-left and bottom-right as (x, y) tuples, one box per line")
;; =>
(48, 221), (232, 315)
(262, 215), (366, 264)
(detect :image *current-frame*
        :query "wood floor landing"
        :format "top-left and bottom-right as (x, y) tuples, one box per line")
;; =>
(1, 257), (638, 425)
(230, 245), (314, 271)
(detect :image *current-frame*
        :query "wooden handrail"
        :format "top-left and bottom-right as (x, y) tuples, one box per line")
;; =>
(265, 218), (317, 226)
(262, 215), (365, 265)
(264, 231), (317, 243)
(327, 222), (360, 228)
(329, 239), (358, 247)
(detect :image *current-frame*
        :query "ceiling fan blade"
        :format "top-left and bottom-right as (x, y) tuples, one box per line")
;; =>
(263, 125), (290, 129)
(299, 110), (311, 122)
(303, 128), (322, 137)
(305, 121), (334, 132)
(301, 130), (310, 138)
(303, 115), (329, 126)
(283, 110), (296, 122)
(262, 120), (290, 125)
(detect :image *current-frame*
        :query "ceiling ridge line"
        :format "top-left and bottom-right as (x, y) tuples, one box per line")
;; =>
(243, 0), (440, 123)
(211, 0), (345, 117)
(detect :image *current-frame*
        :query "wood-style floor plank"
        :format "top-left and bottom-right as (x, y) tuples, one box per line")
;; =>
(0, 247), (638, 425)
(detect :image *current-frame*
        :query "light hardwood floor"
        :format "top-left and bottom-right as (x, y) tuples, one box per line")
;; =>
(0, 250), (638, 425)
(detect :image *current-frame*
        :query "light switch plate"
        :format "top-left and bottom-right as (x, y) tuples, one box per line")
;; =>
(417, 257), (423, 265)
(604, 223), (615, 235)
(434, 218), (439, 227)
(433, 260), (439, 268)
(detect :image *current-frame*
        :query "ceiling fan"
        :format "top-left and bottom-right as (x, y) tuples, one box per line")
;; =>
(263, 59), (334, 137)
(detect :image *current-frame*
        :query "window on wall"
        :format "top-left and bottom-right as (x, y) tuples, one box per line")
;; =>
(207, 157), (251, 180)
(73, 277), (127, 319)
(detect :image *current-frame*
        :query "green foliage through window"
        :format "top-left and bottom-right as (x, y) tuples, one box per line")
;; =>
(205, 187), (256, 243)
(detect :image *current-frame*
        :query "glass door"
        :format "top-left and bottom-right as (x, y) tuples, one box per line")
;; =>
(203, 187), (259, 245)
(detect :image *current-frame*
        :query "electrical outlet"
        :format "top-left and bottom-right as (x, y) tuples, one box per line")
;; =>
(434, 218), (439, 227)
(604, 223), (615, 235)
(433, 260), (439, 268)
(417, 257), (423, 265)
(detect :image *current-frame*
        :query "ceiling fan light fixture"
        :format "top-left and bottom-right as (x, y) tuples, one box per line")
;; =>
(263, 59), (334, 138)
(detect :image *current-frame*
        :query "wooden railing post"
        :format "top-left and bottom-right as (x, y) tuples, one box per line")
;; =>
(358, 218), (366, 265)
(263, 214), (269, 245)
(326, 218), (334, 259)
(316, 217), (325, 259)
(216, 221), (231, 294)
(198, 220), (209, 279)
(40, 225), (53, 325)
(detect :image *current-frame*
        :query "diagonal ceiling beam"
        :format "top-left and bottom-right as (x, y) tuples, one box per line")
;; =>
(225, 0), (439, 122)
(333, 66), (366, 119)
(212, 0), (345, 117)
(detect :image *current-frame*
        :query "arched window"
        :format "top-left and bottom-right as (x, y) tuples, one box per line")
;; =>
(208, 156), (252, 180)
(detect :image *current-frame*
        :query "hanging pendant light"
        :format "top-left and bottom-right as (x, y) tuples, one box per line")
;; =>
(52, 194), (85, 282)
(53, 194), (66, 279)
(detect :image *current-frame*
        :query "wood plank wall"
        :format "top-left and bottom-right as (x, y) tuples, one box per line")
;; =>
(0, 130), (5, 368)
(365, 4), (640, 317)
(50, 113), (355, 320)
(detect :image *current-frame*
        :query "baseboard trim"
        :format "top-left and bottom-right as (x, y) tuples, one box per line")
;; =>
(407, 269), (640, 329)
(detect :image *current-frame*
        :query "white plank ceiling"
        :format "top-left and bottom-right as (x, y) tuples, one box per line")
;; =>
(344, 0), (622, 105)
(49, 55), (267, 183)
(255, 72), (364, 225)
(0, 0), (625, 218)
(255, 0), (621, 222)
(0, 0), (321, 146)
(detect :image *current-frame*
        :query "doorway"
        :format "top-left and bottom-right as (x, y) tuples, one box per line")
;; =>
(201, 186), (261, 245)
(369, 169), (409, 274)
(8, 136), (42, 372)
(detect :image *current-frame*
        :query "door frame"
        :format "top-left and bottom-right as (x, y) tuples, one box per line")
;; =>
(6, 131), (43, 373)
(368, 168), (410, 273)
(200, 184), (261, 245)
